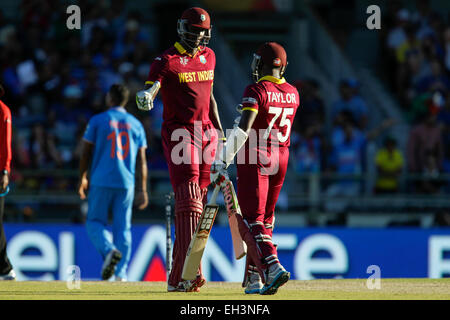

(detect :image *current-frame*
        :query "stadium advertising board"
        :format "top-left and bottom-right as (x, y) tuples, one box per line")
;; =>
(4, 224), (450, 281)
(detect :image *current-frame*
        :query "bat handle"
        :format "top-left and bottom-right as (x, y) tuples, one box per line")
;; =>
(211, 185), (220, 200)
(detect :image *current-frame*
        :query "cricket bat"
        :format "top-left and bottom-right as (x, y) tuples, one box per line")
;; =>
(221, 180), (247, 260)
(182, 185), (220, 280)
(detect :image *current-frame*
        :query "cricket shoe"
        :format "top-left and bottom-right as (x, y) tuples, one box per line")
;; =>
(168, 275), (206, 292)
(101, 249), (122, 280)
(115, 276), (127, 282)
(260, 263), (290, 295)
(244, 272), (263, 294)
(0, 269), (16, 281)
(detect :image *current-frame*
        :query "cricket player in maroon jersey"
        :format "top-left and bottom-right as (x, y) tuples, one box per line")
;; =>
(136, 7), (225, 292)
(211, 42), (299, 295)
(0, 84), (15, 280)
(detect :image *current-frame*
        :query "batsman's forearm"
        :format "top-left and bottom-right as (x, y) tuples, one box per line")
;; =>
(209, 94), (224, 138)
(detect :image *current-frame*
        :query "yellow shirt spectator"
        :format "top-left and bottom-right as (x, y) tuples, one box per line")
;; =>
(375, 147), (404, 191)
(396, 40), (421, 64)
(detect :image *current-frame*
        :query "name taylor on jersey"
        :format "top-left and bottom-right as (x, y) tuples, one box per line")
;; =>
(267, 91), (297, 104)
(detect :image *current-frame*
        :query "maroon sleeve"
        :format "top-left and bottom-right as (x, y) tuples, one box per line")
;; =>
(146, 55), (169, 87)
(0, 103), (12, 173)
(241, 84), (265, 113)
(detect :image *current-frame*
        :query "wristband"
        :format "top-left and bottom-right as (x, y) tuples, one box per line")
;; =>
(0, 186), (9, 197)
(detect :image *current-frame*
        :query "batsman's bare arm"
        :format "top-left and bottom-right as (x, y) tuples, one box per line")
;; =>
(218, 109), (257, 166)
(78, 140), (94, 200)
(209, 86), (225, 140)
(238, 109), (258, 135)
(134, 147), (149, 210)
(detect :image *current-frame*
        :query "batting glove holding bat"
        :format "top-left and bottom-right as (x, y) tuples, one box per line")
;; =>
(233, 116), (241, 129)
(210, 159), (229, 188)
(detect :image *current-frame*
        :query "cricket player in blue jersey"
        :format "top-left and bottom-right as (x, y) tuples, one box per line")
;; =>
(78, 84), (148, 281)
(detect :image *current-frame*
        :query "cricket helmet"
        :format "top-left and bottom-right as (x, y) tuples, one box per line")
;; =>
(177, 7), (212, 50)
(251, 42), (288, 82)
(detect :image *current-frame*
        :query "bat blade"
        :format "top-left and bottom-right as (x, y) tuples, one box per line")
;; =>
(182, 186), (220, 281)
(222, 180), (247, 260)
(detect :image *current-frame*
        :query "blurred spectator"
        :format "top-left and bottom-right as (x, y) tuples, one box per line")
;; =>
(396, 23), (421, 64)
(294, 79), (325, 131)
(444, 26), (450, 73)
(28, 122), (61, 169)
(331, 79), (368, 130)
(408, 89), (445, 123)
(416, 10), (445, 41)
(50, 84), (92, 167)
(324, 119), (365, 212)
(112, 17), (150, 60)
(407, 112), (444, 193)
(81, 2), (110, 47)
(437, 93), (450, 174)
(415, 59), (450, 94)
(374, 137), (404, 194)
(396, 48), (430, 106)
(20, 0), (52, 32)
(387, 9), (410, 51)
(410, 0), (433, 32)
(325, 114), (395, 212)
(291, 124), (322, 174)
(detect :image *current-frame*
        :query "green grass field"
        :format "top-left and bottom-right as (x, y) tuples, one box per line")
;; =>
(0, 279), (449, 300)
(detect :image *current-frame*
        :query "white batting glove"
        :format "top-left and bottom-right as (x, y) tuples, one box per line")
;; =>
(136, 90), (155, 111)
(136, 81), (160, 111)
(233, 116), (241, 129)
(210, 160), (229, 187)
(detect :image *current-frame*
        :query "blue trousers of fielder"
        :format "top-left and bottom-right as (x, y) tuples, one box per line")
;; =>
(85, 186), (134, 280)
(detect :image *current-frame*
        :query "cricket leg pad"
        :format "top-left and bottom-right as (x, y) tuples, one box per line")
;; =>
(168, 181), (204, 288)
(242, 254), (259, 288)
(235, 214), (267, 283)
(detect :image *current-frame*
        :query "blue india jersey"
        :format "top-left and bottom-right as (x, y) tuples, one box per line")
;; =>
(83, 106), (147, 189)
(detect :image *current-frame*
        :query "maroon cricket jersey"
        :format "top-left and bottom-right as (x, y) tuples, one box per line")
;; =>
(146, 42), (215, 126)
(241, 75), (300, 150)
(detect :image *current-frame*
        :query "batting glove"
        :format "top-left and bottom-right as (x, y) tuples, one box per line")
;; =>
(233, 116), (241, 129)
(210, 160), (229, 187)
(136, 90), (155, 111)
(136, 81), (160, 111)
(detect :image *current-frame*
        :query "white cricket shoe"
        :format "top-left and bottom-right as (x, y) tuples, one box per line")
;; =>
(115, 276), (127, 282)
(167, 275), (206, 292)
(0, 269), (16, 281)
(260, 263), (290, 295)
(101, 249), (122, 280)
(244, 272), (263, 294)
